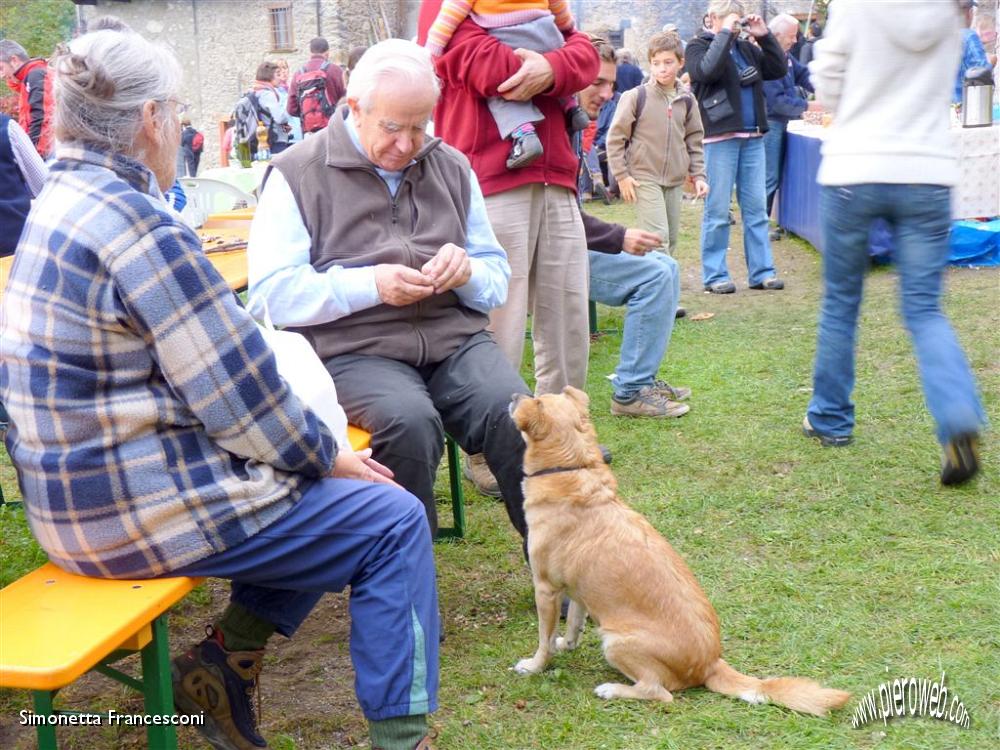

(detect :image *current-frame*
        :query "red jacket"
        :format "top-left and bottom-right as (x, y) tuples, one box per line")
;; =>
(417, 0), (599, 198)
(8, 58), (52, 157)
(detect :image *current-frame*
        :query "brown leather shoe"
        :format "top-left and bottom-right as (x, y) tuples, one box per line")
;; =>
(462, 452), (501, 497)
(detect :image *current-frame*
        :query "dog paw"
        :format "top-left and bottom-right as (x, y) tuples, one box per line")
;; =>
(555, 636), (577, 652)
(514, 658), (542, 675)
(594, 683), (619, 700)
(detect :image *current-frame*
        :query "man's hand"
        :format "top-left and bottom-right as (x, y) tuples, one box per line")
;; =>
(497, 49), (554, 102)
(375, 264), (435, 306)
(622, 228), (661, 256)
(421, 243), (472, 294)
(618, 176), (639, 203)
(694, 178), (709, 199)
(332, 448), (400, 488)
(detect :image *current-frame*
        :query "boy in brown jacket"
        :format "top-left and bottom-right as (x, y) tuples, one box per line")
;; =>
(607, 32), (708, 256)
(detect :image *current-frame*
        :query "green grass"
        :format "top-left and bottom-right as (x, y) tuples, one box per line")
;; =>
(1, 198), (998, 749)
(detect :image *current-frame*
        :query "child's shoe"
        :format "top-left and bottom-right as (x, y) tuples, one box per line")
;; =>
(566, 105), (590, 133)
(507, 131), (543, 169)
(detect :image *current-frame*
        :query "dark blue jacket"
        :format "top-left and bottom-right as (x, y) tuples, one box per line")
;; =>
(595, 92), (620, 150)
(0, 114), (32, 257)
(763, 54), (813, 124)
(615, 63), (644, 94)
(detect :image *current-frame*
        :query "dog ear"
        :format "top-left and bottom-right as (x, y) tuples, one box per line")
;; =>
(561, 385), (591, 412)
(513, 397), (550, 439)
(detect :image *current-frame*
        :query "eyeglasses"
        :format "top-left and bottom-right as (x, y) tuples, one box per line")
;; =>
(155, 98), (189, 115)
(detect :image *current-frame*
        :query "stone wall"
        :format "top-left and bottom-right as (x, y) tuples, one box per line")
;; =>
(575, 0), (816, 65)
(81, 0), (403, 169)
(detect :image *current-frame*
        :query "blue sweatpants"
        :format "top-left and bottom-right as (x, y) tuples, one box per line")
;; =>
(170, 478), (439, 721)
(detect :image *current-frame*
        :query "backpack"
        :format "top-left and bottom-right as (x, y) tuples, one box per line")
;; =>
(233, 90), (264, 151)
(295, 61), (335, 133)
(190, 130), (204, 153)
(628, 86), (647, 143)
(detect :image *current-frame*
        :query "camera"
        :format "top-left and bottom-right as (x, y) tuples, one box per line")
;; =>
(739, 18), (752, 28)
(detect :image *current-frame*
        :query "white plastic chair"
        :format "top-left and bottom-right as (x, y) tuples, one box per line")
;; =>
(179, 178), (257, 229)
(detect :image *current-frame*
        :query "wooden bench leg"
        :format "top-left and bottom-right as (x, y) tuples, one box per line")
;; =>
(139, 614), (178, 750)
(32, 690), (58, 750)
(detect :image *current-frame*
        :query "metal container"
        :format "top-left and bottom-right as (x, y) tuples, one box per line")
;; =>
(961, 67), (994, 128)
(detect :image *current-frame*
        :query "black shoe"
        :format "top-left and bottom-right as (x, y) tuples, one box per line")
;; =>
(769, 228), (785, 242)
(802, 417), (852, 448)
(173, 628), (267, 749)
(599, 444), (612, 464)
(941, 433), (980, 486)
(729, 210), (737, 225)
(675, 306), (687, 319)
(749, 277), (785, 290)
(506, 131), (543, 169)
(704, 281), (736, 294)
(567, 105), (590, 133)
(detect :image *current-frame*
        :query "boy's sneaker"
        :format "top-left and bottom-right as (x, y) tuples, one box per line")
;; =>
(566, 105), (590, 133)
(651, 379), (691, 401)
(173, 627), (268, 749)
(506, 131), (543, 169)
(941, 432), (980, 486)
(611, 386), (690, 418)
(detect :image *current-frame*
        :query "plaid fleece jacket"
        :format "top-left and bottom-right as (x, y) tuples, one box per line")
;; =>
(0, 146), (335, 578)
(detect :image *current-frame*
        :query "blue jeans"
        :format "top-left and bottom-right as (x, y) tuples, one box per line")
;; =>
(763, 119), (787, 215)
(589, 250), (679, 399)
(700, 136), (775, 287)
(807, 184), (986, 444)
(170, 478), (439, 722)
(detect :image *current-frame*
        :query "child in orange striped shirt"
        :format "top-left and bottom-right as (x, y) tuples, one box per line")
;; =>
(425, 0), (589, 169)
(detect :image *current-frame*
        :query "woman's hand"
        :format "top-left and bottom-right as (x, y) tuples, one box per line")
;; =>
(332, 449), (400, 488)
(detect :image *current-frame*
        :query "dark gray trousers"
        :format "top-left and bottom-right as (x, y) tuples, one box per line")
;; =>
(326, 331), (530, 539)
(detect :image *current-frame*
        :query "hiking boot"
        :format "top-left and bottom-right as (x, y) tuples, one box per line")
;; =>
(463, 453), (501, 498)
(506, 131), (543, 169)
(611, 387), (690, 418)
(651, 379), (692, 401)
(801, 416), (852, 448)
(749, 277), (785, 290)
(566, 105), (591, 133)
(941, 432), (980, 486)
(704, 280), (736, 294)
(173, 627), (267, 750)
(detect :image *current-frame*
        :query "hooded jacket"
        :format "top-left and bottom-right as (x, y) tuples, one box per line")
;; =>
(809, 0), (963, 186)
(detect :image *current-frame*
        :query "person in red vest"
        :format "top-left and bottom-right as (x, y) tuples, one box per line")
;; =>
(0, 40), (53, 158)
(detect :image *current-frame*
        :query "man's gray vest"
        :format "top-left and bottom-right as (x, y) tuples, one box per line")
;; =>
(270, 113), (488, 366)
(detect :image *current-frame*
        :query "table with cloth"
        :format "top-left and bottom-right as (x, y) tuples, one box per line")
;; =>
(198, 161), (270, 196)
(778, 120), (1000, 255)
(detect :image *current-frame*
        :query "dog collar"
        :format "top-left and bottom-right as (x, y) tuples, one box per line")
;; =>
(524, 466), (587, 478)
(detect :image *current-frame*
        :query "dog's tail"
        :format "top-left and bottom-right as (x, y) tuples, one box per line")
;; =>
(703, 658), (851, 717)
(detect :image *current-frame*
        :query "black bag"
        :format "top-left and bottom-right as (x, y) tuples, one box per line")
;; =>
(701, 89), (734, 124)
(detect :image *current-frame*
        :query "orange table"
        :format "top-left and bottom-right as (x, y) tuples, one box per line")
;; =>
(1, 233), (248, 296)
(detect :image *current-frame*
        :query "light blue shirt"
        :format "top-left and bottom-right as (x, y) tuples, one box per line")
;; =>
(248, 114), (510, 328)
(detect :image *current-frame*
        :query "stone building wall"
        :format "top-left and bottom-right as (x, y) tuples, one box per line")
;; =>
(81, 0), (403, 169)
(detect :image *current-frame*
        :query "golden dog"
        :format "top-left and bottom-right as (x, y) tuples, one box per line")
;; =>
(509, 387), (851, 716)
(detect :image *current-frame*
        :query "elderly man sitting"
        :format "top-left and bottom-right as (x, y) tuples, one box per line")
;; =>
(1, 28), (439, 750)
(248, 39), (532, 541)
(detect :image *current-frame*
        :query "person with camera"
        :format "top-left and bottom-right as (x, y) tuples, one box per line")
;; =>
(686, 0), (787, 295)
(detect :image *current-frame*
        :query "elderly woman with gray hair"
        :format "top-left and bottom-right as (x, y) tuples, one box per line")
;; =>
(686, 0), (788, 294)
(0, 28), (439, 750)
